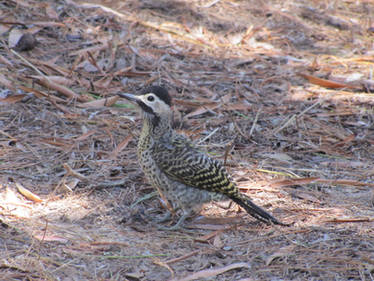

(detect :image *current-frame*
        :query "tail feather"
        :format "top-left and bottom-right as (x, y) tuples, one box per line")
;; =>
(231, 194), (288, 226)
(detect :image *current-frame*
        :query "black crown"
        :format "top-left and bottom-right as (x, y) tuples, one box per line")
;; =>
(141, 86), (172, 106)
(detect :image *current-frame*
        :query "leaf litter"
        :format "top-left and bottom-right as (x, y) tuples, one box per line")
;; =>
(0, 0), (374, 280)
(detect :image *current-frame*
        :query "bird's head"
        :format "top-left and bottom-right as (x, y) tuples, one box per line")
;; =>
(118, 86), (173, 127)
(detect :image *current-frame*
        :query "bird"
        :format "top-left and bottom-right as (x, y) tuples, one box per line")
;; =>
(118, 86), (287, 230)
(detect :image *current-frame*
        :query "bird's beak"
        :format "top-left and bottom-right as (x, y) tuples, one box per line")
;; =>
(118, 92), (153, 114)
(118, 93), (140, 102)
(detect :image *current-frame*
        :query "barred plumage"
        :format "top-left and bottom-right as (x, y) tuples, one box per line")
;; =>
(119, 86), (286, 229)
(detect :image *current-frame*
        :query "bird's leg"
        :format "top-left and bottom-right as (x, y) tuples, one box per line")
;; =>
(157, 213), (188, 231)
(156, 208), (201, 232)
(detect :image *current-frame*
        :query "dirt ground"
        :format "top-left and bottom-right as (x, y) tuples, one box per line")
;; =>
(1, 0), (374, 280)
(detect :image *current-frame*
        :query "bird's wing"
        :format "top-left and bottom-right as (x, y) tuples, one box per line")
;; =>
(152, 135), (238, 197)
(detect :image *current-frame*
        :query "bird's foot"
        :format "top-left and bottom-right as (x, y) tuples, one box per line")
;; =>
(156, 213), (194, 233)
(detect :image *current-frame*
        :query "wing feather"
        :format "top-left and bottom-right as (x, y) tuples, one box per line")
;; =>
(152, 135), (237, 196)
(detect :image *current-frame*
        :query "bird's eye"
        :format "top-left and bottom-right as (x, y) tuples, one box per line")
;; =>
(147, 95), (155, 102)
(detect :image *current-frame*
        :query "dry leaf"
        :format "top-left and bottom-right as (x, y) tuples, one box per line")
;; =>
(109, 135), (133, 159)
(271, 177), (320, 188)
(171, 262), (251, 281)
(299, 73), (357, 89)
(78, 96), (119, 108)
(75, 130), (96, 142)
(0, 94), (26, 104)
(40, 137), (73, 148)
(33, 234), (69, 243)
(316, 179), (374, 188)
(15, 182), (42, 203)
(33, 76), (90, 102)
(225, 103), (251, 111)
(185, 103), (220, 118)
(30, 75), (74, 87)
(18, 85), (66, 102)
(262, 152), (294, 163)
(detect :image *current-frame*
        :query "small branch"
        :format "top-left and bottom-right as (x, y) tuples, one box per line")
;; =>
(63, 163), (89, 181)
(273, 100), (321, 134)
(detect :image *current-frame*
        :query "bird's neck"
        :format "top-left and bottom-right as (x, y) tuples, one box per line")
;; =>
(140, 113), (173, 143)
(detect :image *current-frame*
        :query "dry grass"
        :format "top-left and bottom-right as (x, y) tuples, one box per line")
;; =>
(1, 0), (374, 280)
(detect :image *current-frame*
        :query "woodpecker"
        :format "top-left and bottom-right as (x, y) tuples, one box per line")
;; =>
(118, 86), (286, 230)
